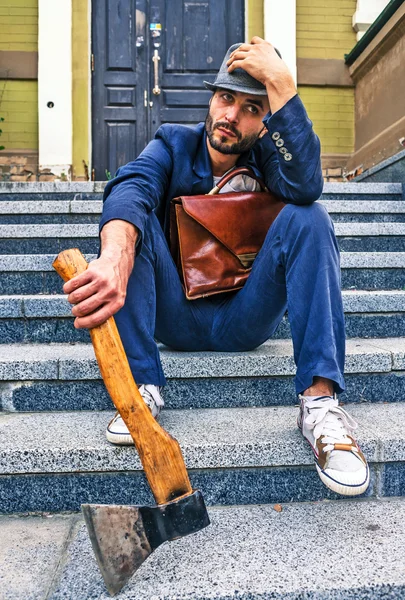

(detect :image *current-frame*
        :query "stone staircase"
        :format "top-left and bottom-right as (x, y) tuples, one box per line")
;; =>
(1, 181), (405, 599)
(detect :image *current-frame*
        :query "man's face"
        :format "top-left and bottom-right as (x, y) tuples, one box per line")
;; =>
(205, 89), (269, 155)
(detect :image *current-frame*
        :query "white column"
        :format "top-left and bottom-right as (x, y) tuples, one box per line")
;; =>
(264, 0), (297, 86)
(352, 0), (391, 41)
(38, 0), (72, 178)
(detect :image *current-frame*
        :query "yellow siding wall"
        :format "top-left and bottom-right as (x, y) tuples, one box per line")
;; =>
(298, 87), (354, 154)
(72, 0), (90, 179)
(296, 0), (357, 60)
(247, 0), (264, 41)
(0, 0), (38, 51)
(0, 80), (38, 149)
(0, 0), (38, 151)
(296, 0), (357, 155)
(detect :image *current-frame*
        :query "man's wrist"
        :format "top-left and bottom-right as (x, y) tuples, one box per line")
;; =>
(100, 220), (138, 263)
(265, 76), (297, 114)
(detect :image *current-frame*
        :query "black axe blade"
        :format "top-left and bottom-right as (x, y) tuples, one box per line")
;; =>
(82, 490), (210, 596)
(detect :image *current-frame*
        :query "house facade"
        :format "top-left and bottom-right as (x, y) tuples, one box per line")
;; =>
(0, 0), (401, 182)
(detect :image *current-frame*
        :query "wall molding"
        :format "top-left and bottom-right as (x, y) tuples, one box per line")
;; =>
(0, 51), (38, 80)
(297, 58), (354, 87)
(346, 114), (405, 172)
(349, 2), (405, 81)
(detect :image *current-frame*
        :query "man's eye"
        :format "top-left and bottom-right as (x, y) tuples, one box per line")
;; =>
(222, 93), (233, 101)
(247, 105), (259, 114)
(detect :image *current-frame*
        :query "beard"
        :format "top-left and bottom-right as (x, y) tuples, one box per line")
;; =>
(205, 111), (260, 155)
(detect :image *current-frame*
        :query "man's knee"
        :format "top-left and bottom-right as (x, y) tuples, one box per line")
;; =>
(278, 201), (333, 237)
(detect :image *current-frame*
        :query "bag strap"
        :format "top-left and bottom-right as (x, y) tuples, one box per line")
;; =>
(207, 166), (268, 195)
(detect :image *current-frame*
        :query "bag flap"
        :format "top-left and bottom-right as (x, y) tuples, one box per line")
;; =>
(180, 192), (284, 256)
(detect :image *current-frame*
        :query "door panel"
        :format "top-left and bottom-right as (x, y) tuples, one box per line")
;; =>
(92, 0), (244, 177)
(92, 0), (148, 179)
(149, 0), (244, 134)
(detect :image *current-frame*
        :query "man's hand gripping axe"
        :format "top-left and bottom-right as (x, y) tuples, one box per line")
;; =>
(53, 249), (210, 596)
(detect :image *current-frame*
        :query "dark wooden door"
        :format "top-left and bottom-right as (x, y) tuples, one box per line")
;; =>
(92, 0), (245, 179)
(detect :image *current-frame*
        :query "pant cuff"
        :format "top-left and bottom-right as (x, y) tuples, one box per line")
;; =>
(295, 361), (345, 395)
(126, 358), (167, 387)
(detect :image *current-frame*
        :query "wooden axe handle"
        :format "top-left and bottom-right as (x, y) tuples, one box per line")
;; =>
(53, 248), (192, 505)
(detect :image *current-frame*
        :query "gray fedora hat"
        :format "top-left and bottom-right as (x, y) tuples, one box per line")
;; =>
(204, 43), (282, 96)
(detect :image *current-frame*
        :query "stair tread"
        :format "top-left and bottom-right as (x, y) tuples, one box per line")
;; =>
(322, 182), (402, 194)
(0, 200), (102, 214)
(0, 337), (404, 380)
(320, 200), (405, 212)
(2, 497), (405, 599)
(2, 199), (405, 216)
(2, 222), (405, 238)
(1, 402), (405, 474)
(0, 253), (97, 270)
(0, 181), (401, 193)
(0, 289), (404, 318)
(0, 182), (106, 194)
(1, 252), (405, 271)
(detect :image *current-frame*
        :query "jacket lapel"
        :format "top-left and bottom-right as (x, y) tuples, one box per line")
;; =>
(190, 131), (213, 195)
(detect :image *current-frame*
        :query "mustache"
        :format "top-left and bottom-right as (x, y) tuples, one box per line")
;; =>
(214, 122), (241, 140)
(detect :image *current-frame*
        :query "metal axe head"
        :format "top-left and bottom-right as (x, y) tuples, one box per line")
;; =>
(82, 489), (210, 596)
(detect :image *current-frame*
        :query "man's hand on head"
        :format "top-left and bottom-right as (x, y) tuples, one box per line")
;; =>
(62, 220), (137, 329)
(226, 37), (297, 113)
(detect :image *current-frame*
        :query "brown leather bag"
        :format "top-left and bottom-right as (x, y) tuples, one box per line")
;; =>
(170, 166), (286, 300)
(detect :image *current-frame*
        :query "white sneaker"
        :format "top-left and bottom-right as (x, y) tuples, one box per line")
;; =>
(298, 394), (370, 496)
(106, 384), (164, 445)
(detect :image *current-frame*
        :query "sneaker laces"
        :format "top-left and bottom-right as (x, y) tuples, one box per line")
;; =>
(303, 396), (358, 453)
(138, 384), (164, 415)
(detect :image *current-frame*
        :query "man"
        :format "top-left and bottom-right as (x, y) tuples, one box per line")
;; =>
(64, 38), (369, 497)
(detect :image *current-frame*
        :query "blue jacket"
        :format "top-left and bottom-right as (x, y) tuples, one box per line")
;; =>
(100, 94), (323, 253)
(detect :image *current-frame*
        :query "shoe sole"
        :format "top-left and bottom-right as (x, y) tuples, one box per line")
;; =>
(298, 414), (370, 497)
(106, 411), (161, 446)
(105, 429), (135, 445)
(316, 463), (370, 496)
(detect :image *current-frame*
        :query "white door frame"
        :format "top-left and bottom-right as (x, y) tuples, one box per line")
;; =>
(264, 0), (297, 86)
(38, 0), (73, 178)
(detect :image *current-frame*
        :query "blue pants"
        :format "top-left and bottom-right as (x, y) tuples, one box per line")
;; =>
(115, 202), (346, 394)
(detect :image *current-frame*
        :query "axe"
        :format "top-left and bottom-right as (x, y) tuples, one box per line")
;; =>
(53, 249), (210, 596)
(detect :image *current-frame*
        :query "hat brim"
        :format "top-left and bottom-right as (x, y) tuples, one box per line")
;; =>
(203, 81), (268, 96)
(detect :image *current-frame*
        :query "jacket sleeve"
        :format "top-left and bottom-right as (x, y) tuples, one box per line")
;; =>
(253, 93), (324, 204)
(99, 137), (173, 253)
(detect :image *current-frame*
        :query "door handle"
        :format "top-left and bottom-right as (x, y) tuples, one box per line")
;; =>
(152, 49), (161, 95)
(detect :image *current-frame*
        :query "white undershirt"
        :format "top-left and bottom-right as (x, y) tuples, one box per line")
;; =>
(213, 173), (260, 193)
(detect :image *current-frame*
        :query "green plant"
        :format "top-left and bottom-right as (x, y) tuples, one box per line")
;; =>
(105, 169), (112, 180)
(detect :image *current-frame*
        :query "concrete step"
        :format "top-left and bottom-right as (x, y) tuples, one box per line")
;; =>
(0, 224), (99, 254)
(2, 498), (405, 599)
(321, 200), (405, 223)
(1, 338), (405, 412)
(0, 402), (404, 512)
(1, 290), (405, 344)
(0, 180), (402, 193)
(320, 182), (403, 199)
(0, 181), (106, 199)
(2, 199), (405, 225)
(0, 198), (102, 225)
(0, 252), (404, 293)
(0, 180), (401, 198)
(1, 222), (405, 253)
(336, 222), (405, 252)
